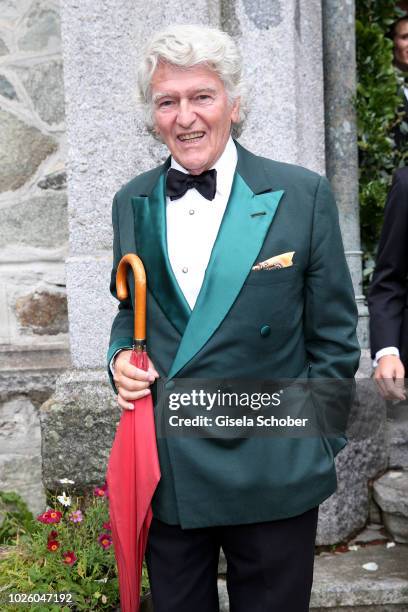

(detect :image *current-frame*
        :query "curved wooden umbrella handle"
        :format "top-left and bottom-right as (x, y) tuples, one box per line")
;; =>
(116, 254), (146, 349)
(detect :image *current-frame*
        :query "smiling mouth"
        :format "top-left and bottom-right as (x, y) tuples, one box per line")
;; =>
(178, 132), (205, 143)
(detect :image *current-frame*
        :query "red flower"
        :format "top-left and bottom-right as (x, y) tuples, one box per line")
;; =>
(98, 533), (112, 549)
(102, 521), (111, 531)
(62, 551), (77, 565)
(94, 483), (109, 499)
(47, 540), (60, 552)
(37, 510), (62, 524)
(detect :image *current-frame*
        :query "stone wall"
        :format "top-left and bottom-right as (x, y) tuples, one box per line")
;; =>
(0, 0), (70, 515)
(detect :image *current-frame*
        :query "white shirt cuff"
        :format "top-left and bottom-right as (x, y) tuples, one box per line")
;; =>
(373, 347), (400, 368)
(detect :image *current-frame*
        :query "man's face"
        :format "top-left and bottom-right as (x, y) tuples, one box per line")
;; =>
(151, 63), (240, 175)
(394, 20), (408, 68)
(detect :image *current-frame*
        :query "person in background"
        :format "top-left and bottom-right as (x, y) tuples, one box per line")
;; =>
(392, 15), (408, 71)
(368, 167), (408, 401)
(369, 15), (408, 399)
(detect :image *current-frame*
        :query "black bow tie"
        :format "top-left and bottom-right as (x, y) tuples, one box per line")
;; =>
(166, 168), (217, 201)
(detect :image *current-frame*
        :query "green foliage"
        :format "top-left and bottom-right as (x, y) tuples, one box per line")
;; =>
(0, 486), (150, 611)
(356, 1), (407, 282)
(0, 491), (37, 544)
(356, 0), (404, 28)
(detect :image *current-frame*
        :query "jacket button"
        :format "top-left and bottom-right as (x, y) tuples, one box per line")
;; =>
(260, 325), (271, 337)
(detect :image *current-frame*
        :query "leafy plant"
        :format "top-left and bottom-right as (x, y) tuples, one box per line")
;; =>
(0, 491), (37, 544)
(356, 1), (407, 287)
(0, 483), (150, 611)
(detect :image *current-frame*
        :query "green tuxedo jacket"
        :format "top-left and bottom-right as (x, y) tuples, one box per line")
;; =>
(107, 141), (360, 528)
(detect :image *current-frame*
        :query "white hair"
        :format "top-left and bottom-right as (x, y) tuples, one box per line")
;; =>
(137, 24), (247, 138)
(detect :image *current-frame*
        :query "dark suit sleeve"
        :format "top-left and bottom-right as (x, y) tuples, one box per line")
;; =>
(106, 194), (134, 392)
(368, 169), (408, 357)
(303, 176), (360, 379)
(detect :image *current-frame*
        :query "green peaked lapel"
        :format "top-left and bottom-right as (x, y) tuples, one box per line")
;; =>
(167, 143), (285, 378)
(131, 163), (191, 336)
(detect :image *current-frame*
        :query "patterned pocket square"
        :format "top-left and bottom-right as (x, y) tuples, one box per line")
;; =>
(252, 251), (295, 271)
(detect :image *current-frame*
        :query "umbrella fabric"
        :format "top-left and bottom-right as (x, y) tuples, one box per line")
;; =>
(107, 349), (160, 612)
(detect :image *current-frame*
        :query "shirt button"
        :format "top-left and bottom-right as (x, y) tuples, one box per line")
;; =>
(260, 325), (271, 338)
(189, 209), (195, 215)
(182, 267), (188, 273)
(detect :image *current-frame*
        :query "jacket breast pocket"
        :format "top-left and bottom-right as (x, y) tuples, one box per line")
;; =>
(237, 266), (304, 332)
(228, 268), (304, 343)
(244, 265), (301, 286)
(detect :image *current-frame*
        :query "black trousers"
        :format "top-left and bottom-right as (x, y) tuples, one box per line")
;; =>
(145, 506), (319, 612)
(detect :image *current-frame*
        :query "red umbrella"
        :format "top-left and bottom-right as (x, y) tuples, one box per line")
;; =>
(106, 253), (161, 612)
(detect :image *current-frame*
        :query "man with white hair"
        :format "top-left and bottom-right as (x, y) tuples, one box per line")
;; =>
(107, 24), (360, 612)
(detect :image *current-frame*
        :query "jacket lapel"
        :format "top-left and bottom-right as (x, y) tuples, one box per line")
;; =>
(131, 166), (191, 336)
(168, 143), (285, 378)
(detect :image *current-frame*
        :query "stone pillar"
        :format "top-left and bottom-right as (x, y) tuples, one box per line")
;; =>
(322, 0), (369, 354)
(221, 0), (326, 173)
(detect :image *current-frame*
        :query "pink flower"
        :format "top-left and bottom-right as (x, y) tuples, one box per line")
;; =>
(98, 533), (112, 549)
(62, 550), (77, 565)
(94, 483), (109, 499)
(69, 509), (83, 523)
(102, 521), (111, 531)
(48, 530), (58, 540)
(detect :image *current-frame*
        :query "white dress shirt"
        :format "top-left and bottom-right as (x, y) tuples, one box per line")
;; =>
(166, 136), (237, 308)
(110, 136), (237, 371)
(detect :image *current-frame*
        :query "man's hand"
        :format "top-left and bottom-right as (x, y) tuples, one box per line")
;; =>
(113, 350), (159, 411)
(374, 354), (406, 401)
